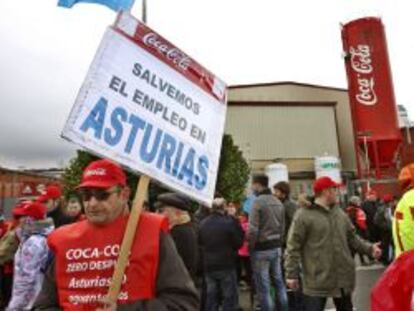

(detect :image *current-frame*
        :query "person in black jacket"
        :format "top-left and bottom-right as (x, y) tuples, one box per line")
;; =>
(249, 174), (288, 311)
(273, 181), (298, 239)
(157, 193), (198, 280)
(199, 197), (244, 311)
(362, 190), (380, 244)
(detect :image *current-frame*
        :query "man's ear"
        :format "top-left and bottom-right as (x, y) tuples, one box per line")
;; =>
(121, 186), (131, 202)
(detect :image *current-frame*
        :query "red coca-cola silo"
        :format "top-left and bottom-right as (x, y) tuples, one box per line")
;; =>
(342, 17), (402, 179)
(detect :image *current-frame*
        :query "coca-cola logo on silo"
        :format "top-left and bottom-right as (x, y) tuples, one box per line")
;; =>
(350, 45), (378, 106)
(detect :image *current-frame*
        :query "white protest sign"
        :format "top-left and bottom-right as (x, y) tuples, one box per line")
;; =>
(62, 13), (227, 205)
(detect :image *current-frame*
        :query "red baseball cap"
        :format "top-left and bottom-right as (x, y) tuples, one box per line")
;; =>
(77, 159), (127, 189)
(382, 193), (393, 203)
(13, 201), (46, 220)
(313, 176), (342, 194)
(367, 189), (378, 197)
(36, 195), (48, 203)
(36, 185), (62, 202)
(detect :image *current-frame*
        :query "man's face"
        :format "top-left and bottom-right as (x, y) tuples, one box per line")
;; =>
(274, 189), (285, 201)
(251, 182), (261, 194)
(66, 199), (82, 218)
(323, 187), (338, 206)
(45, 199), (56, 212)
(17, 216), (28, 226)
(160, 206), (179, 225)
(81, 186), (128, 225)
(226, 202), (237, 216)
(368, 194), (377, 202)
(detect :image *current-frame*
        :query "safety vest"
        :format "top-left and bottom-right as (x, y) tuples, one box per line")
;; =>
(393, 189), (414, 258)
(48, 213), (169, 310)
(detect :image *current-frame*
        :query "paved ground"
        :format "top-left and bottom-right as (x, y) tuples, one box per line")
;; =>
(325, 264), (385, 311)
(239, 263), (385, 311)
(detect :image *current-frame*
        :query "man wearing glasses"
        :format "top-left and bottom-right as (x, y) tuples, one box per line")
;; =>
(34, 159), (199, 311)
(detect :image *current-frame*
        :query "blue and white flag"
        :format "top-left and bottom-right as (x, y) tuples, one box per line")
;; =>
(58, 0), (135, 12)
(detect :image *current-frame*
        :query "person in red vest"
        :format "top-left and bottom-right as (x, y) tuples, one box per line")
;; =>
(33, 159), (199, 311)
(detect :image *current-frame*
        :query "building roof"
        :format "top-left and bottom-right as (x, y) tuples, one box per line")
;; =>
(0, 166), (62, 180)
(228, 81), (348, 92)
(228, 101), (337, 107)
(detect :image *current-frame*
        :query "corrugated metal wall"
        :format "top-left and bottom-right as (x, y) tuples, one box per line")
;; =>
(225, 105), (339, 161)
(228, 84), (356, 172)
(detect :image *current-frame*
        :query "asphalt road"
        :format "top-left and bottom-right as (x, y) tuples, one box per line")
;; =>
(239, 263), (385, 311)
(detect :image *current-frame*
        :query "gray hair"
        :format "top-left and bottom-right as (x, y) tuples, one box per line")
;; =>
(212, 197), (227, 210)
(349, 196), (361, 206)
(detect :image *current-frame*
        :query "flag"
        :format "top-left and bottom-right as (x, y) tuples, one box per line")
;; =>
(58, 0), (135, 12)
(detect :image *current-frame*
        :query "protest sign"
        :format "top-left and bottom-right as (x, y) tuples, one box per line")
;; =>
(62, 13), (227, 205)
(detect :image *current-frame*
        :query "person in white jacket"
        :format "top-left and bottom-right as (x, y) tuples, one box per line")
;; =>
(6, 201), (54, 311)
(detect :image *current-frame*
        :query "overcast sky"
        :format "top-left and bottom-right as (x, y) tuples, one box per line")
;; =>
(0, 0), (413, 168)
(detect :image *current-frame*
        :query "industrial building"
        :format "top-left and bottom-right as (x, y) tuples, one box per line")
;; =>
(0, 167), (62, 218)
(226, 81), (357, 197)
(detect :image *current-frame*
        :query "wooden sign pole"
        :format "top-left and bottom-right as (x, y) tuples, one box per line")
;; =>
(107, 175), (151, 302)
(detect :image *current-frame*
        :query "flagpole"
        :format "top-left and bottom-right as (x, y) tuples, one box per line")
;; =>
(142, 0), (147, 23)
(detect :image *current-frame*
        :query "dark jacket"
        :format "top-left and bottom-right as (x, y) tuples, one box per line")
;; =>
(199, 212), (244, 272)
(362, 200), (380, 242)
(361, 200), (378, 229)
(194, 206), (210, 224)
(283, 198), (299, 238)
(374, 204), (392, 232)
(47, 206), (75, 228)
(285, 200), (373, 297)
(170, 222), (198, 280)
(33, 232), (199, 311)
(248, 189), (285, 251)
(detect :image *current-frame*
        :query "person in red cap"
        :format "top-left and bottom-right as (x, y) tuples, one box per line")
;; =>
(6, 201), (54, 311)
(38, 184), (76, 228)
(34, 159), (198, 311)
(374, 194), (394, 265)
(285, 176), (381, 311)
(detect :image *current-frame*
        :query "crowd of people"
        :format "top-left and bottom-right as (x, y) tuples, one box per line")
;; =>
(0, 158), (410, 311)
(0, 185), (84, 310)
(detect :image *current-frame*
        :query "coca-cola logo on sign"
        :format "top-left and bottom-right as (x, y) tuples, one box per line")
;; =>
(143, 33), (191, 70)
(350, 45), (377, 106)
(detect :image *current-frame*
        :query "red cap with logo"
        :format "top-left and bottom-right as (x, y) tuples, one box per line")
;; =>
(313, 176), (342, 194)
(37, 185), (62, 203)
(76, 159), (127, 189)
(13, 201), (46, 220)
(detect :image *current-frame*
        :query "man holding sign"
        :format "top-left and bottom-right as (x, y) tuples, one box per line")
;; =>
(34, 159), (199, 310)
(35, 10), (226, 310)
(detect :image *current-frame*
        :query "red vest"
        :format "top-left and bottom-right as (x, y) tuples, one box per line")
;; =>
(48, 213), (169, 310)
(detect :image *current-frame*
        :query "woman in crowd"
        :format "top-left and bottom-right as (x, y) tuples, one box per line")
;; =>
(6, 201), (54, 311)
